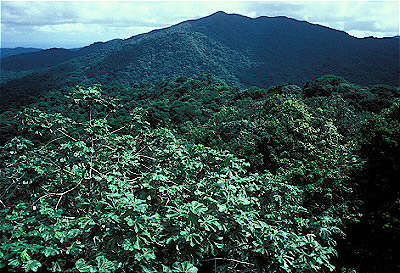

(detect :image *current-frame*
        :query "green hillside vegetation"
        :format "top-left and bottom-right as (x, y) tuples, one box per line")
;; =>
(1, 74), (399, 272)
(0, 31), (253, 112)
(0, 47), (42, 59)
(190, 12), (399, 87)
(1, 12), (398, 113)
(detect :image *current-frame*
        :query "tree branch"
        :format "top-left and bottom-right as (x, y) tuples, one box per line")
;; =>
(56, 128), (78, 142)
(201, 257), (255, 267)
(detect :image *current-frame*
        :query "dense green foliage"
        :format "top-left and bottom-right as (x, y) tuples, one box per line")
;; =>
(1, 74), (399, 272)
(337, 99), (400, 272)
(1, 12), (398, 112)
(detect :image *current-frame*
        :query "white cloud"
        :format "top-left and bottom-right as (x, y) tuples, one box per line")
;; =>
(243, 1), (399, 37)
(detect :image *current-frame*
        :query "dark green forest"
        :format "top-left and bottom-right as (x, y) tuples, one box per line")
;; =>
(1, 74), (399, 272)
(1, 11), (400, 273)
(1, 12), (399, 112)
(0, 47), (42, 59)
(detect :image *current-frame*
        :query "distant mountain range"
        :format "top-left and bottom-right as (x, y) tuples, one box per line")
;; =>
(1, 11), (399, 110)
(0, 47), (42, 59)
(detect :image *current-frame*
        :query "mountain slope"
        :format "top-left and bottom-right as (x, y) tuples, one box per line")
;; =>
(0, 29), (253, 111)
(186, 12), (399, 87)
(1, 48), (77, 72)
(0, 11), (399, 111)
(0, 47), (42, 59)
(0, 39), (122, 73)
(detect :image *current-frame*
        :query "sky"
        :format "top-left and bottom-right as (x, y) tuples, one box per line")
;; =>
(1, 0), (399, 49)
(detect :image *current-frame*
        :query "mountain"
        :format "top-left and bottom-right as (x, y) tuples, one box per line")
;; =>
(1, 48), (77, 71)
(1, 11), (399, 111)
(0, 40), (122, 73)
(0, 47), (42, 59)
(189, 12), (399, 87)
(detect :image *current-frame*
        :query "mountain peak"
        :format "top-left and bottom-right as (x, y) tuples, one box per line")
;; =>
(193, 11), (252, 25)
(1, 10), (398, 111)
(202, 11), (230, 19)
(211, 11), (227, 16)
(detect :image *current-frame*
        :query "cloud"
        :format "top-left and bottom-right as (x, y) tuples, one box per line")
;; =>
(1, 1), (399, 48)
(2, 2), (79, 26)
(242, 2), (306, 17)
(241, 1), (399, 36)
(344, 21), (380, 32)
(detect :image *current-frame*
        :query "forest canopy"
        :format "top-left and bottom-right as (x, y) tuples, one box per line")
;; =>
(0, 75), (399, 272)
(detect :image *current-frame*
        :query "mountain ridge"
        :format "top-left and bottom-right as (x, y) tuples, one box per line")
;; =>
(0, 47), (43, 59)
(1, 11), (399, 111)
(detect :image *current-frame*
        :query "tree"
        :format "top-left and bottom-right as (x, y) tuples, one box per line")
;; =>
(1, 86), (348, 272)
(338, 98), (400, 272)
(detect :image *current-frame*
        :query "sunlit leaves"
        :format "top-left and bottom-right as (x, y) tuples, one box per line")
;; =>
(22, 260), (41, 272)
(0, 83), (360, 272)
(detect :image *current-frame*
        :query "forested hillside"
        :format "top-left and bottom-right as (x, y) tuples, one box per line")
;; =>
(1, 74), (399, 272)
(189, 12), (399, 87)
(0, 47), (42, 59)
(1, 10), (399, 273)
(1, 12), (398, 112)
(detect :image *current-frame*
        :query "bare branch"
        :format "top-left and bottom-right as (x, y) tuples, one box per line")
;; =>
(201, 257), (255, 267)
(56, 128), (78, 142)
(147, 236), (165, 247)
(137, 154), (157, 161)
(100, 144), (117, 152)
(91, 167), (104, 176)
(54, 176), (85, 196)
(55, 195), (63, 210)
(34, 176), (85, 208)
(109, 125), (126, 135)
(132, 139), (157, 158)
(36, 135), (64, 152)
